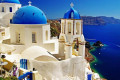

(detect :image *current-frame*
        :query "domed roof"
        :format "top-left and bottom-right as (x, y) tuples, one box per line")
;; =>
(64, 7), (81, 19)
(21, 46), (58, 61)
(12, 6), (47, 24)
(1, 0), (20, 4)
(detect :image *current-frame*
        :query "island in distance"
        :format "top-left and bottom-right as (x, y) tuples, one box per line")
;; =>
(50, 16), (120, 26)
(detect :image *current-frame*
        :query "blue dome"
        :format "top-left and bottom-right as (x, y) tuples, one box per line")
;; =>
(1, 0), (20, 4)
(64, 7), (81, 19)
(12, 6), (47, 24)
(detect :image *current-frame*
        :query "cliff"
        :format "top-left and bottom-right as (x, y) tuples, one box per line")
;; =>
(85, 48), (95, 62)
(99, 16), (120, 24)
(48, 20), (61, 37)
(85, 42), (95, 62)
(81, 16), (120, 25)
(81, 16), (106, 25)
(49, 16), (120, 26)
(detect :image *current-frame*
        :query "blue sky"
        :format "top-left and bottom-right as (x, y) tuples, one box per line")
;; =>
(1, 0), (120, 19)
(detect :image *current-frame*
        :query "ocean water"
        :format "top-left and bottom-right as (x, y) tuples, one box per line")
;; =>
(83, 24), (120, 80)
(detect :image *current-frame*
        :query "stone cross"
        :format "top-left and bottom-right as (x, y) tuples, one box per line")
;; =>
(70, 2), (74, 7)
(28, 1), (32, 6)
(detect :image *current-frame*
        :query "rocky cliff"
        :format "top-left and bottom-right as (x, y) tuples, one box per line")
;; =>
(81, 16), (106, 25)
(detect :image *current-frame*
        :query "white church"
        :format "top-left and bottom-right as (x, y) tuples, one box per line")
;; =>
(0, 0), (101, 80)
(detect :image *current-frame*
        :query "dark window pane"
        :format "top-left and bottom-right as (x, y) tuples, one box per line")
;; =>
(9, 7), (12, 12)
(2, 7), (4, 12)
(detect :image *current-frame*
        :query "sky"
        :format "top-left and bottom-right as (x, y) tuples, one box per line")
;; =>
(1, 0), (120, 19)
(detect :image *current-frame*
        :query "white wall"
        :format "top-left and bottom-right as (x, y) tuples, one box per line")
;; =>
(10, 24), (58, 53)
(0, 3), (21, 27)
(0, 3), (21, 18)
(30, 56), (86, 80)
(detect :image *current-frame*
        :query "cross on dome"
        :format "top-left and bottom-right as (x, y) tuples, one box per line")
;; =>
(70, 2), (74, 7)
(28, 1), (32, 6)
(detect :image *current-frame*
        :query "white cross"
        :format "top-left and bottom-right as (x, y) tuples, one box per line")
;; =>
(28, 1), (32, 6)
(70, 2), (74, 7)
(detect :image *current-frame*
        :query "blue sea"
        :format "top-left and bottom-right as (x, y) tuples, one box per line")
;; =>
(83, 24), (120, 80)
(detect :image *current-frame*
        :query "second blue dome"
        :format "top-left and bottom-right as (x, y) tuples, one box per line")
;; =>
(1, 0), (20, 4)
(64, 7), (81, 19)
(12, 6), (47, 24)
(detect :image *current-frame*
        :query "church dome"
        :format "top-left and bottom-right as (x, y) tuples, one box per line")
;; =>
(12, 6), (47, 24)
(1, 0), (20, 4)
(64, 7), (81, 19)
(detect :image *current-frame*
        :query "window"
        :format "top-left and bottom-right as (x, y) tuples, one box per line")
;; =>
(16, 32), (20, 43)
(46, 31), (48, 40)
(62, 23), (64, 33)
(71, 12), (74, 19)
(76, 22), (80, 34)
(68, 22), (71, 33)
(2, 7), (4, 12)
(9, 7), (12, 12)
(32, 32), (36, 43)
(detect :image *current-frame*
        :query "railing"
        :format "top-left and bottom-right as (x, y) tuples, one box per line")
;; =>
(20, 59), (27, 70)
(18, 72), (33, 80)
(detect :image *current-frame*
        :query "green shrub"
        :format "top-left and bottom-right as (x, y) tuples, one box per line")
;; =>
(0, 76), (18, 80)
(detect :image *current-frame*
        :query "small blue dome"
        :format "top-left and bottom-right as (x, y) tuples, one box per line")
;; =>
(64, 7), (81, 19)
(1, 0), (20, 4)
(12, 6), (47, 24)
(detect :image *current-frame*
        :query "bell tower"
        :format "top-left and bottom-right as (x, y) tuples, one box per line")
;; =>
(59, 3), (85, 59)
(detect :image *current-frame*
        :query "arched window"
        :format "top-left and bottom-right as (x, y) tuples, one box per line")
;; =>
(9, 7), (12, 12)
(76, 22), (80, 34)
(46, 31), (48, 40)
(62, 23), (64, 33)
(71, 12), (74, 19)
(16, 32), (20, 43)
(68, 22), (71, 33)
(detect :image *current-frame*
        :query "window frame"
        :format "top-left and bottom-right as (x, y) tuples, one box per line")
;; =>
(32, 32), (37, 43)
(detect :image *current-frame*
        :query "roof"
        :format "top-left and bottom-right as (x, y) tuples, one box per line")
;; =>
(1, 0), (20, 4)
(64, 7), (81, 19)
(21, 46), (58, 61)
(12, 6), (47, 24)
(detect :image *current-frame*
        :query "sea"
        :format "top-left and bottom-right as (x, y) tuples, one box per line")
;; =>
(83, 24), (120, 80)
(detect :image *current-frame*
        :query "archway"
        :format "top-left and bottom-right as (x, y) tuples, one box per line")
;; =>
(62, 23), (64, 33)
(68, 22), (71, 34)
(76, 22), (80, 34)
(72, 38), (79, 56)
